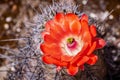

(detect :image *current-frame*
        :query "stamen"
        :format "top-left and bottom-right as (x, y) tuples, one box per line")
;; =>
(67, 38), (74, 44)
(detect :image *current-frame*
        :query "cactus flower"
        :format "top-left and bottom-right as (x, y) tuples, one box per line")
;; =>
(40, 13), (105, 75)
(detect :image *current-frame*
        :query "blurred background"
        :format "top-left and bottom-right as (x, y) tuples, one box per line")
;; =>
(0, 0), (120, 80)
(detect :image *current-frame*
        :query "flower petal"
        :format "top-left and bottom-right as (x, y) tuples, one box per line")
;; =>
(63, 22), (71, 34)
(54, 14), (67, 35)
(54, 13), (71, 34)
(87, 54), (98, 65)
(44, 34), (58, 43)
(54, 13), (65, 25)
(80, 14), (89, 32)
(65, 13), (79, 21)
(40, 43), (61, 59)
(81, 31), (92, 44)
(87, 41), (96, 55)
(70, 20), (81, 35)
(67, 65), (78, 75)
(61, 55), (73, 62)
(81, 14), (88, 23)
(90, 25), (97, 37)
(46, 19), (64, 34)
(80, 14), (92, 44)
(65, 13), (79, 33)
(51, 22), (65, 36)
(42, 56), (68, 66)
(45, 20), (64, 41)
(94, 38), (106, 49)
(50, 28), (62, 41)
(45, 20), (52, 32)
(77, 56), (89, 66)
(41, 31), (49, 39)
(42, 56), (58, 64)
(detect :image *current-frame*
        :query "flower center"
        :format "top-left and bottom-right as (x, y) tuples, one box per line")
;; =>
(67, 38), (77, 50)
(60, 35), (84, 56)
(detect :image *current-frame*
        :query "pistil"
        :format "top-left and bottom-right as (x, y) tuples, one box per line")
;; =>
(67, 38), (77, 50)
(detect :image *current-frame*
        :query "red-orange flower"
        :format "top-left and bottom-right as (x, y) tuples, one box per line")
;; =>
(40, 13), (105, 75)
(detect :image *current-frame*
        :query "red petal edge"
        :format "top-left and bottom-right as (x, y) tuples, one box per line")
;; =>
(67, 65), (78, 76)
(87, 54), (98, 65)
(90, 25), (97, 37)
(94, 38), (106, 49)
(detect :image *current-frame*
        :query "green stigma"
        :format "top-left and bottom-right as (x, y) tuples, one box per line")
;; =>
(67, 38), (74, 44)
